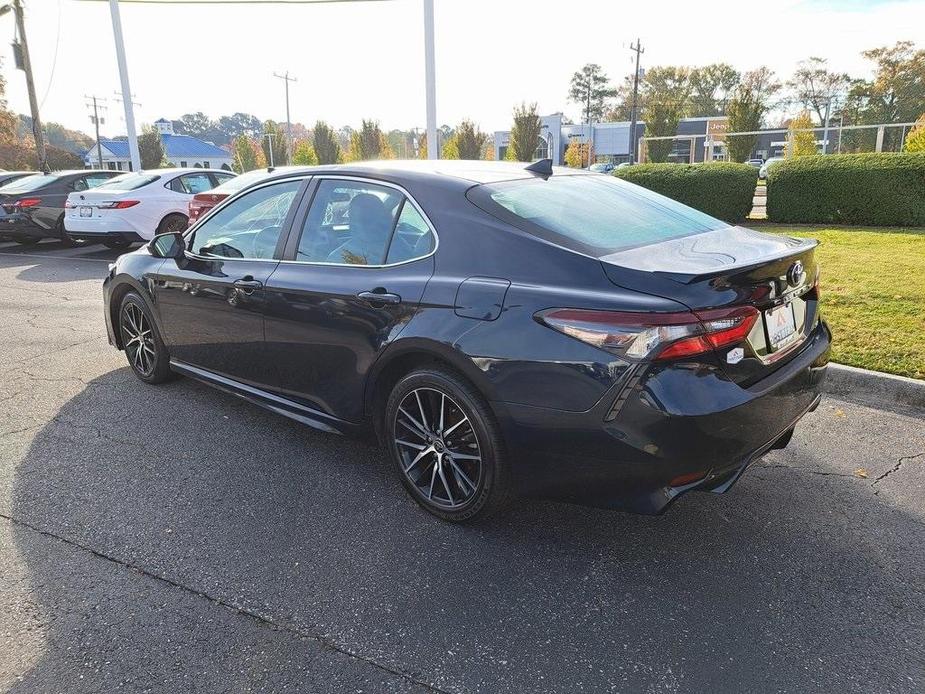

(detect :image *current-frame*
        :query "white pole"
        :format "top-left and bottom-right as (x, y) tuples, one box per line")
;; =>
(423, 0), (437, 160)
(108, 0), (141, 172)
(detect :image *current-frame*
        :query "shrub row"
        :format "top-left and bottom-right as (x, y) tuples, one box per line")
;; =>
(613, 162), (757, 223)
(766, 152), (925, 226)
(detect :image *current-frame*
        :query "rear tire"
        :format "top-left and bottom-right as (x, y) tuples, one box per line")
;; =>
(118, 292), (173, 384)
(384, 367), (511, 522)
(13, 238), (40, 246)
(157, 213), (188, 235)
(56, 217), (77, 248)
(103, 238), (132, 250)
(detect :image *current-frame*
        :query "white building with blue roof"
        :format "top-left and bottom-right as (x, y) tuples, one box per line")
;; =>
(83, 119), (233, 172)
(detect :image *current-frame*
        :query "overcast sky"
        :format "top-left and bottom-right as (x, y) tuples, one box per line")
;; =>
(4, 0), (924, 140)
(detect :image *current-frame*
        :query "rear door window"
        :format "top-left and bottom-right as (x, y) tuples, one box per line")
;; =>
(295, 179), (404, 265)
(170, 173), (215, 194)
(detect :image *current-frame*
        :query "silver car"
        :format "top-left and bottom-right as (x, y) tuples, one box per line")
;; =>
(759, 157), (785, 180)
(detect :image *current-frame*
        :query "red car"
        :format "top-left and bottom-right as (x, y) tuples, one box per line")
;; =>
(187, 168), (278, 225)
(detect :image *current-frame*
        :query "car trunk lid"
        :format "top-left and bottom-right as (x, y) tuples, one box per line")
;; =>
(600, 226), (821, 384)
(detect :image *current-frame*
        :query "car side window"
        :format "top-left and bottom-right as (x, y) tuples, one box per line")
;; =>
(386, 201), (435, 264)
(171, 173), (214, 195)
(187, 180), (301, 260)
(296, 179), (433, 266)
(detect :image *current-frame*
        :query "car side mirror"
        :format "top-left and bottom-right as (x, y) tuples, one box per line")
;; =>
(148, 231), (186, 259)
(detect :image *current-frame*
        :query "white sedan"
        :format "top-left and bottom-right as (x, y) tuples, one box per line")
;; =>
(64, 168), (235, 249)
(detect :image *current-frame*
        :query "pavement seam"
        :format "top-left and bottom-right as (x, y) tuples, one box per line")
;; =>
(0, 512), (450, 694)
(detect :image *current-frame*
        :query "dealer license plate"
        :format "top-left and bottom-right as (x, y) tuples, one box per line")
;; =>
(765, 302), (798, 350)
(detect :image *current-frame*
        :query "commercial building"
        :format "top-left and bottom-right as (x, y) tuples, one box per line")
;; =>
(83, 119), (233, 172)
(493, 114), (852, 165)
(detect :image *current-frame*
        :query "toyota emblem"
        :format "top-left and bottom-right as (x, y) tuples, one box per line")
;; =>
(787, 261), (805, 287)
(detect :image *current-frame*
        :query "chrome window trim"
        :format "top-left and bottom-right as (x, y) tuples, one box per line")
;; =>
(280, 174), (440, 269)
(182, 176), (308, 263)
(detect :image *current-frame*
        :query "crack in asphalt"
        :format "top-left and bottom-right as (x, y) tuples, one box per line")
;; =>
(872, 453), (923, 494)
(0, 512), (450, 694)
(756, 462), (857, 478)
(0, 336), (99, 374)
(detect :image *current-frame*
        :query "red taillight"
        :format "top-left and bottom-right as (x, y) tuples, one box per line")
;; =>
(13, 197), (41, 208)
(99, 200), (140, 209)
(657, 307), (759, 360)
(536, 306), (759, 362)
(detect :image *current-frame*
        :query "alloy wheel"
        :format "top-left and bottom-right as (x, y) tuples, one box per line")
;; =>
(393, 387), (483, 510)
(120, 303), (157, 377)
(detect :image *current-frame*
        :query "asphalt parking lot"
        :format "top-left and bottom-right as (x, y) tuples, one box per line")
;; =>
(0, 240), (923, 694)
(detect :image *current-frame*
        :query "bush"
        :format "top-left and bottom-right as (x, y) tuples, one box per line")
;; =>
(613, 162), (757, 222)
(766, 152), (925, 226)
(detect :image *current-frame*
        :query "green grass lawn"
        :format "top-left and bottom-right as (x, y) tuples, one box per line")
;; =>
(755, 224), (925, 379)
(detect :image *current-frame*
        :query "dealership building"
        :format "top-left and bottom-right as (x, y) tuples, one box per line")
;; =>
(493, 115), (843, 164)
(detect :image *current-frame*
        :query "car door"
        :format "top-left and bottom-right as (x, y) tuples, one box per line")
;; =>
(151, 176), (307, 387)
(263, 176), (437, 422)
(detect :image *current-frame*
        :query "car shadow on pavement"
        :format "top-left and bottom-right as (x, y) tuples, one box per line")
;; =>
(0, 247), (125, 288)
(7, 367), (924, 693)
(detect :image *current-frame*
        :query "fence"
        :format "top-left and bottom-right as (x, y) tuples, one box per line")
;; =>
(638, 122), (919, 164)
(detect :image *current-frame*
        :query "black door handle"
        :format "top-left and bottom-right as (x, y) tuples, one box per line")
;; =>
(233, 278), (263, 294)
(357, 290), (401, 305)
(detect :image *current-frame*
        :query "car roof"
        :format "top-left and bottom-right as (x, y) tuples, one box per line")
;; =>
(260, 159), (589, 190)
(131, 167), (234, 176)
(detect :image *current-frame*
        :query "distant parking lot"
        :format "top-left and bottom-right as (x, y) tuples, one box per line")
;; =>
(1, 240), (923, 693)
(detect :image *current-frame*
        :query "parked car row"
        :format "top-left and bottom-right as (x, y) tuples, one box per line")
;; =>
(0, 167), (253, 248)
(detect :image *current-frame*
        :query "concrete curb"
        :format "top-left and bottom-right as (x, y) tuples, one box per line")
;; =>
(825, 363), (925, 414)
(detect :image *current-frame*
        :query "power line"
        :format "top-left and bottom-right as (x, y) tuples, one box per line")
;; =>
(76, 0), (392, 4)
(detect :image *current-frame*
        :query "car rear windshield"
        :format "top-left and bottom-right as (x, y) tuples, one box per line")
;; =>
(97, 173), (160, 191)
(0, 174), (57, 193)
(467, 174), (729, 256)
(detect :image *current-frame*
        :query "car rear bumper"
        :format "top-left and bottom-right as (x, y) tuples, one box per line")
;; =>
(67, 230), (145, 244)
(494, 319), (832, 514)
(0, 214), (48, 240)
(65, 213), (149, 241)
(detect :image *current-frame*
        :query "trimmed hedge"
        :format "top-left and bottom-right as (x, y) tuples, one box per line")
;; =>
(767, 152), (925, 226)
(613, 162), (758, 223)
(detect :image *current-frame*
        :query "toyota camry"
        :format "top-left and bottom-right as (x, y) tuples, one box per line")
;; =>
(102, 160), (830, 522)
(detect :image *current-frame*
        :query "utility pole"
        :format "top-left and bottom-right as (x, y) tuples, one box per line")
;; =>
(273, 71), (296, 163)
(628, 38), (644, 165)
(1, 0), (47, 171)
(263, 132), (275, 169)
(423, 0), (437, 160)
(108, 0), (141, 172)
(85, 95), (107, 170)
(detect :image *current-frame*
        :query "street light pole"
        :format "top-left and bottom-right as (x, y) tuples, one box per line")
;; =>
(423, 0), (437, 160)
(628, 39), (644, 165)
(273, 71), (297, 162)
(108, 0), (141, 172)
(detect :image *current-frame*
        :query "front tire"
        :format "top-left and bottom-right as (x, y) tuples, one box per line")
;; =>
(13, 237), (40, 246)
(384, 367), (511, 522)
(118, 292), (173, 383)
